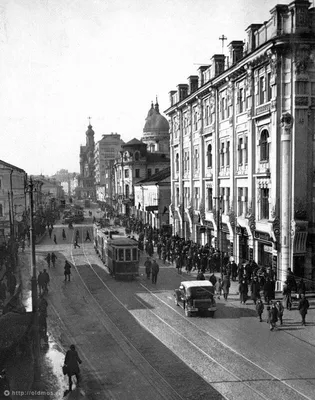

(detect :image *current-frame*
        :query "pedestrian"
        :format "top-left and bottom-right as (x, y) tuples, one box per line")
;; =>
(74, 239), (80, 249)
(42, 269), (50, 293)
(276, 300), (284, 325)
(85, 231), (91, 242)
(38, 271), (45, 295)
(222, 275), (230, 300)
(64, 344), (82, 394)
(64, 261), (72, 282)
(298, 294), (310, 326)
(196, 271), (205, 280)
(62, 229), (66, 240)
(269, 303), (278, 331)
(282, 280), (292, 310)
(215, 278), (222, 299)
(256, 299), (264, 322)
(45, 253), (51, 268)
(48, 227), (52, 238)
(250, 276), (261, 305)
(151, 259), (159, 284)
(297, 279), (306, 299)
(53, 234), (57, 245)
(175, 254), (182, 274)
(51, 252), (57, 268)
(263, 277), (273, 304)
(239, 279), (248, 304)
(144, 257), (152, 279)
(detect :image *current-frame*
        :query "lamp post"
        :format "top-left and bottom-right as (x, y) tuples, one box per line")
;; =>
(214, 196), (223, 274)
(28, 178), (41, 386)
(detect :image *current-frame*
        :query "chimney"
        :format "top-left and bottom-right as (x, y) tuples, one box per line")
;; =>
(245, 24), (263, 52)
(187, 75), (199, 95)
(177, 84), (189, 102)
(228, 41), (244, 65)
(210, 55), (225, 78)
(288, 0), (312, 35)
(197, 66), (209, 87)
(169, 90), (177, 106)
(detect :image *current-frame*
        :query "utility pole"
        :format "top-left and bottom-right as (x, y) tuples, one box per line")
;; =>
(28, 177), (41, 386)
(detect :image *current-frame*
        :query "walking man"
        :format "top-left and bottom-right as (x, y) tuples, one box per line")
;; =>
(53, 234), (57, 245)
(64, 344), (82, 394)
(62, 229), (66, 240)
(74, 239), (80, 249)
(298, 294), (310, 326)
(45, 253), (51, 269)
(64, 261), (72, 282)
(256, 299), (264, 322)
(51, 252), (57, 268)
(151, 259), (159, 284)
(144, 257), (152, 280)
(42, 269), (50, 294)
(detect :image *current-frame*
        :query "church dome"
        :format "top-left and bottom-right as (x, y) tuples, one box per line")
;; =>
(143, 102), (169, 134)
(86, 124), (95, 136)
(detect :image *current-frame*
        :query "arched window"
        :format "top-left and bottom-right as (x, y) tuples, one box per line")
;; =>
(260, 130), (269, 161)
(207, 144), (212, 168)
(175, 153), (179, 173)
(134, 151), (139, 161)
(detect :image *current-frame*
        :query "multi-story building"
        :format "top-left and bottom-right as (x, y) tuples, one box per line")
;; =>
(94, 133), (123, 202)
(78, 122), (96, 200)
(0, 160), (27, 243)
(165, 0), (315, 284)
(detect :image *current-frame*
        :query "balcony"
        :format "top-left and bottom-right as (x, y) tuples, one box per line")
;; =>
(255, 102), (271, 117)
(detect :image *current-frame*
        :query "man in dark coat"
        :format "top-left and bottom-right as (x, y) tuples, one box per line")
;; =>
(269, 303), (278, 331)
(209, 273), (217, 286)
(239, 280), (248, 304)
(298, 294), (310, 326)
(144, 257), (152, 279)
(151, 260), (159, 284)
(250, 276), (261, 305)
(263, 277), (273, 304)
(64, 261), (72, 282)
(64, 344), (82, 393)
(222, 275), (230, 300)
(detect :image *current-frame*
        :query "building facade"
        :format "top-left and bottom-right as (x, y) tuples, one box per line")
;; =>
(94, 133), (123, 202)
(78, 123), (96, 200)
(165, 0), (315, 284)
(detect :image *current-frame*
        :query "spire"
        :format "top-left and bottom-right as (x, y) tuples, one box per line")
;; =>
(151, 101), (154, 109)
(88, 116), (92, 128)
(154, 96), (159, 113)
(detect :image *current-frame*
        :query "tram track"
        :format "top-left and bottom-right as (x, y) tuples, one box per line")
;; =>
(69, 225), (186, 400)
(70, 224), (315, 400)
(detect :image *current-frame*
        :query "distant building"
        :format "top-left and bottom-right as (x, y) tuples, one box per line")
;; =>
(78, 122), (96, 200)
(165, 0), (315, 284)
(94, 133), (124, 202)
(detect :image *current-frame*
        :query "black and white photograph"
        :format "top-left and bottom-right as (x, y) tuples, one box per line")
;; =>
(0, 0), (315, 399)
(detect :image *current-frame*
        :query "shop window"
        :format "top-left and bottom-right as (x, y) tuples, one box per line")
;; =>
(207, 144), (212, 168)
(260, 188), (269, 219)
(260, 130), (269, 161)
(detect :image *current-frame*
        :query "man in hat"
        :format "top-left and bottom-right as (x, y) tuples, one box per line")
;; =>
(64, 344), (82, 394)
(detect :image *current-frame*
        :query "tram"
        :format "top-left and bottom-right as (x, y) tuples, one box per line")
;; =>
(93, 224), (139, 280)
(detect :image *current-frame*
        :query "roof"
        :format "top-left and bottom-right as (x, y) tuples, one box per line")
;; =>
(0, 160), (25, 173)
(123, 138), (146, 147)
(135, 166), (171, 184)
(143, 103), (169, 134)
(180, 280), (213, 288)
(107, 237), (138, 246)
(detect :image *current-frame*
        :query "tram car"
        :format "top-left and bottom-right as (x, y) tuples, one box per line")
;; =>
(93, 224), (139, 280)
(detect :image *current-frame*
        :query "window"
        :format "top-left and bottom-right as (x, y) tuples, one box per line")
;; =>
(176, 187), (180, 206)
(125, 249), (131, 261)
(220, 142), (225, 168)
(205, 105), (210, 125)
(239, 88), (244, 113)
(207, 144), (212, 168)
(260, 130), (269, 161)
(194, 149), (199, 171)
(135, 152), (140, 161)
(238, 188), (243, 216)
(0, 179), (2, 189)
(148, 169), (152, 177)
(261, 188), (269, 219)
(124, 169), (129, 178)
(221, 97), (226, 120)
(244, 136), (248, 164)
(259, 76), (265, 105)
(194, 187), (200, 209)
(132, 248), (138, 261)
(267, 73), (272, 101)
(135, 169), (140, 178)
(155, 168), (159, 174)
(125, 184), (129, 198)
(238, 138), (243, 165)
(194, 110), (198, 130)
(207, 187), (213, 211)
(0, 204), (2, 217)
(226, 141), (230, 167)
(118, 249), (124, 261)
(175, 153), (179, 173)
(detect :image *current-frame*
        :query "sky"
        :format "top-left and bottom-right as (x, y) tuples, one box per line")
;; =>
(0, 0), (297, 176)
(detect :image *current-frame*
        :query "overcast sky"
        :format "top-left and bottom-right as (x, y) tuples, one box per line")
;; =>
(0, 0), (295, 175)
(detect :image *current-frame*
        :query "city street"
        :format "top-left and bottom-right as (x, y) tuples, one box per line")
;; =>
(36, 216), (315, 400)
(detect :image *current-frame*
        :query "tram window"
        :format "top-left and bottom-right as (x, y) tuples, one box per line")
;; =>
(125, 249), (131, 261)
(108, 249), (113, 259)
(132, 248), (137, 260)
(118, 249), (124, 261)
